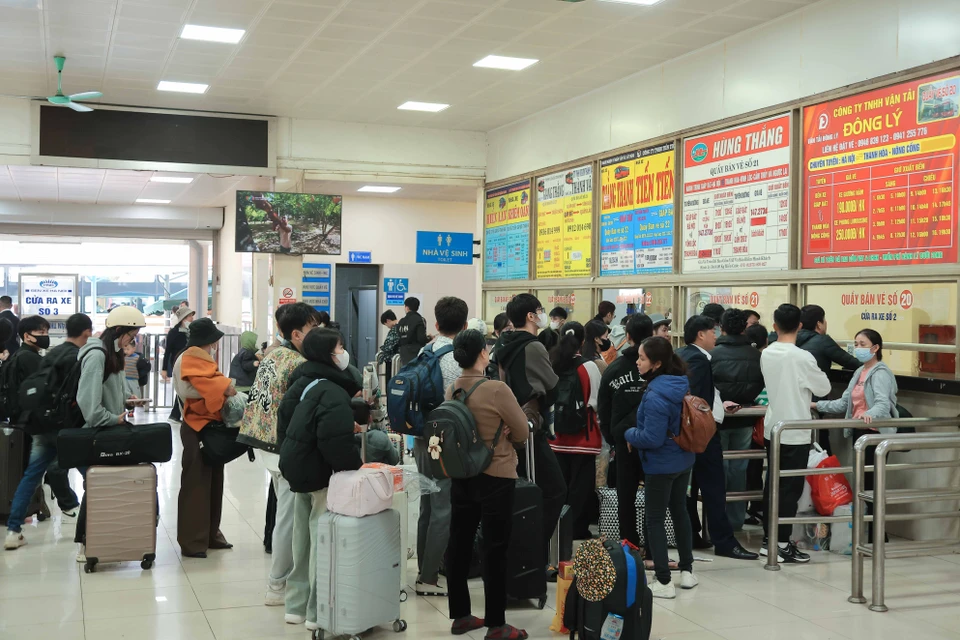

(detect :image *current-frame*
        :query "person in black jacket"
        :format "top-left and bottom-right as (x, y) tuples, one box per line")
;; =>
(0, 296), (19, 357)
(161, 305), (195, 420)
(710, 309), (765, 531)
(597, 313), (652, 548)
(676, 315), (758, 561)
(396, 297), (428, 366)
(277, 328), (362, 631)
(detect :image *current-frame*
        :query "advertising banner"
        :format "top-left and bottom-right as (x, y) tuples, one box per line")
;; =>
(535, 165), (593, 278)
(803, 72), (960, 268)
(484, 180), (531, 281)
(599, 143), (675, 276)
(682, 114), (791, 273)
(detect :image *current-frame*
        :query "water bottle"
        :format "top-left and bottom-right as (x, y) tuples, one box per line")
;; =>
(600, 613), (624, 640)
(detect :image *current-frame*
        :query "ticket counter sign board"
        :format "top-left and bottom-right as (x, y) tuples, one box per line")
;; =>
(484, 181), (531, 281)
(599, 143), (675, 276)
(803, 72), (960, 268)
(682, 114), (791, 273)
(535, 165), (593, 279)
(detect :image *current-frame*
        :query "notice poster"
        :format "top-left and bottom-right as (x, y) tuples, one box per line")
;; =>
(803, 72), (960, 268)
(682, 114), (791, 273)
(536, 165), (593, 279)
(599, 143), (675, 276)
(484, 181), (531, 281)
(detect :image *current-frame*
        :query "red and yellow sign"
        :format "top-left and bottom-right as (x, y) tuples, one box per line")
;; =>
(535, 165), (593, 279)
(803, 71), (960, 268)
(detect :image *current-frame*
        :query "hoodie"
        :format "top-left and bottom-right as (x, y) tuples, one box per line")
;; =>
(229, 331), (260, 389)
(597, 344), (646, 445)
(624, 374), (694, 475)
(76, 340), (126, 428)
(495, 330), (559, 430)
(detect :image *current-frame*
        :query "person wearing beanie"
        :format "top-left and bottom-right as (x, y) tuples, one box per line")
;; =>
(229, 330), (261, 391)
(173, 317), (236, 558)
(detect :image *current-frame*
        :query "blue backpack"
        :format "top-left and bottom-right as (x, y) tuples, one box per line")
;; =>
(386, 343), (454, 436)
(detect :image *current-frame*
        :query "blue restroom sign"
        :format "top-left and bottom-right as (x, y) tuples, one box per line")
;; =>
(416, 231), (474, 265)
(348, 251), (372, 263)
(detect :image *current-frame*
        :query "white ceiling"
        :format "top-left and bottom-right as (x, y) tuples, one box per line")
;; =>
(0, 0), (816, 132)
(303, 179), (476, 202)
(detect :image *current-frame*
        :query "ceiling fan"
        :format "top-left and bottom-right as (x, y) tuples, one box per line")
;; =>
(47, 56), (102, 112)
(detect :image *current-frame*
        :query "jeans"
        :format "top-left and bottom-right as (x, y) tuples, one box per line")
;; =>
(414, 438), (452, 584)
(268, 471), (297, 590)
(762, 438), (808, 543)
(285, 489), (327, 623)
(516, 430), (567, 566)
(719, 427), (754, 531)
(447, 474), (515, 628)
(644, 468), (694, 585)
(7, 433), (79, 533)
(614, 439), (644, 548)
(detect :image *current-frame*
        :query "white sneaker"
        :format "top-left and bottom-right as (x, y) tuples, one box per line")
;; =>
(264, 585), (285, 606)
(76, 543), (86, 563)
(284, 614), (305, 625)
(650, 580), (676, 599)
(680, 571), (699, 590)
(305, 621), (320, 631)
(61, 508), (78, 518)
(3, 531), (25, 550)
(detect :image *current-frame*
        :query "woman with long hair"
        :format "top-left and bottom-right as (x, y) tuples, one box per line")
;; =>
(581, 319), (611, 373)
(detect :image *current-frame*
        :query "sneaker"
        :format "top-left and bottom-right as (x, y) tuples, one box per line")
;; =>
(61, 508), (78, 519)
(264, 585), (285, 606)
(76, 543), (86, 563)
(284, 614), (305, 625)
(680, 571), (699, 590)
(3, 531), (25, 550)
(779, 542), (811, 564)
(649, 580), (676, 599)
(305, 621), (319, 631)
(415, 579), (447, 597)
(759, 537), (770, 557)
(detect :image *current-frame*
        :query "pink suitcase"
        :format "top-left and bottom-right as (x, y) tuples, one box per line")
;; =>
(83, 464), (157, 573)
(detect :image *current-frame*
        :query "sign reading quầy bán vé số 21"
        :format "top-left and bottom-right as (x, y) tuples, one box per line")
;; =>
(682, 113), (791, 273)
(302, 262), (332, 313)
(803, 71), (960, 268)
(415, 233), (473, 265)
(536, 164), (593, 279)
(484, 180), (530, 281)
(599, 143), (675, 276)
(19, 274), (78, 318)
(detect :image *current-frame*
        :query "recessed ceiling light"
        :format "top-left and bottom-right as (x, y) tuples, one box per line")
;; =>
(150, 176), (194, 184)
(397, 101), (449, 113)
(358, 186), (401, 193)
(136, 198), (172, 204)
(473, 55), (539, 71)
(598, 0), (665, 5)
(158, 81), (208, 94)
(180, 24), (245, 44)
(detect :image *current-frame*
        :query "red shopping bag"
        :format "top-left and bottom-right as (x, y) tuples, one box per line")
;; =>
(809, 454), (853, 516)
(752, 418), (765, 447)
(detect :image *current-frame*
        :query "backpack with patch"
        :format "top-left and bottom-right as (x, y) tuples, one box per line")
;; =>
(674, 394), (717, 453)
(423, 379), (502, 480)
(554, 359), (587, 436)
(386, 343), (454, 436)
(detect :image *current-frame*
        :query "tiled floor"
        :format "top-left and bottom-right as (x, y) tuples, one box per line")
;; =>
(3, 422), (960, 640)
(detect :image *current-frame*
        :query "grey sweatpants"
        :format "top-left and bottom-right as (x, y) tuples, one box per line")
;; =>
(413, 438), (452, 585)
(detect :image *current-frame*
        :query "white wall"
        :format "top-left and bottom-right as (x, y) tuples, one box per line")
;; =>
(486, 0), (960, 181)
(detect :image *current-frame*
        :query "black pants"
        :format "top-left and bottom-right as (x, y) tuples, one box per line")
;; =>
(517, 431), (566, 566)
(747, 439), (765, 517)
(447, 474), (515, 628)
(44, 463), (80, 511)
(555, 452), (596, 539)
(614, 439), (643, 548)
(762, 438), (808, 543)
(264, 479), (277, 551)
(685, 433), (736, 553)
(645, 469), (694, 585)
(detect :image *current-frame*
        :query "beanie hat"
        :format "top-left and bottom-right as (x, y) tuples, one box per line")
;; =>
(187, 318), (224, 348)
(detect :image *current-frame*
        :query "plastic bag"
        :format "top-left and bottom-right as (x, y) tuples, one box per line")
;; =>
(798, 444), (829, 514)
(830, 504), (853, 555)
(796, 520), (830, 551)
(810, 454), (853, 516)
(549, 575), (573, 633)
(396, 463), (441, 495)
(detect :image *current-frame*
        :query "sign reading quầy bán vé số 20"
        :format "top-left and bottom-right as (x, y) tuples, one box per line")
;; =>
(415, 233), (473, 265)
(536, 164), (593, 279)
(20, 274), (78, 318)
(484, 180), (530, 281)
(682, 113), (791, 273)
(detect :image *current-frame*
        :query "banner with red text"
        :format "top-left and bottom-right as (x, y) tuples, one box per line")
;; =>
(484, 180), (531, 281)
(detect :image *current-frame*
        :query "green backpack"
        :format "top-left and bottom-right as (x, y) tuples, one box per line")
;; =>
(422, 379), (503, 480)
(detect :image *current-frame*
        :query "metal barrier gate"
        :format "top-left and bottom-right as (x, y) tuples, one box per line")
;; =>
(137, 332), (242, 411)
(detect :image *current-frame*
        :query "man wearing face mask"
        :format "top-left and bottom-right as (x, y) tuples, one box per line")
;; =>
(548, 306), (567, 331)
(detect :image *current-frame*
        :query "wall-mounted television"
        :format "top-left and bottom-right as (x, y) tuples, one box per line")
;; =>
(235, 191), (342, 255)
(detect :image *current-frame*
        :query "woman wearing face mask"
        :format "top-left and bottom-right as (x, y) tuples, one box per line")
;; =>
(582, 319), (611, 373)
(277, 328), (364, 632)
(162, 305), (195, 421)
(812, 329), (897, 542)
(73, 306), (148, 561)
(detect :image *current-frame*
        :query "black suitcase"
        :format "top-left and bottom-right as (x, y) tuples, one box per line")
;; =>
(1, 428), (50, 524)
(57, 422), (173, 469)
(505, 433), (548, 609)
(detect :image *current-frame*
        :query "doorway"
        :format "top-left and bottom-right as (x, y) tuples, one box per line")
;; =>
(334, 265), (379, 367)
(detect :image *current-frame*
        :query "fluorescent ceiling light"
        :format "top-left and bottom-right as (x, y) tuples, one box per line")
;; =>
(136, 198), (171, 204)
(180, 24), (245, 44)
(158, 81), (208, 94)
(358, 186), (401, 193)
(397, 101), (449, 113)
(598, 0), (665, 5)
(150, 176), (194, 184)
(473, 55), (539, 71)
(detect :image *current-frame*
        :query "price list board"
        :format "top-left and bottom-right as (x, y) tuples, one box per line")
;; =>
(682, 114), (791, 272)
(599, 143), (675, 276)
(803, 72), (960, 268)
(484, 180), (531, 281)
(535, 165), (593, 279)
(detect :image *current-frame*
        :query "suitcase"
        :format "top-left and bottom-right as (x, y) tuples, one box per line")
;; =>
(597, 486), (677, 547)
(506, 432), (548, 610)
(315, 509), (407, 640)
(57, 422), (172, 469)
(1, 428), (50, 524)
(82, 464), (157, 573)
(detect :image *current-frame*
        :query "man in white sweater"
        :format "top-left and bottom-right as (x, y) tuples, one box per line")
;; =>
(759, 303), (831, 563)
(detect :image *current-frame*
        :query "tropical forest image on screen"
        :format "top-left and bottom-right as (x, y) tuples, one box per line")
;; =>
(236, 191), (343, 255)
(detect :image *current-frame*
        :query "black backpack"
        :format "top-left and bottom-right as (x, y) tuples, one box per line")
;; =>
(19, 347), (105, 434)
(0, 350), (29, 423)
(554, 358), (587, 436)
(422, 379), (503, 480)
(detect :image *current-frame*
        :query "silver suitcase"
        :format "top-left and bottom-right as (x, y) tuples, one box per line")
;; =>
(314, 508), (407, 640)
(83, 464), (157, 573)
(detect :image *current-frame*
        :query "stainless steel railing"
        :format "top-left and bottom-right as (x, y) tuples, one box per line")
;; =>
(849, 431), (960, 612)
(139, 331), (243, 411)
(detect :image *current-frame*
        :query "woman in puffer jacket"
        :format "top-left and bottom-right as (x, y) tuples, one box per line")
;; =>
(277, 328), (363, 633)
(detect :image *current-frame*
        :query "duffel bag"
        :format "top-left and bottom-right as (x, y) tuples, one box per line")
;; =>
(198, 421), (250, 466)
(327, 467), (395, 517)
(57, 422), (172, 469)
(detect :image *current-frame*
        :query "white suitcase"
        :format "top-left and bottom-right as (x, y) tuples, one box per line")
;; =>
(314, 509), (407, 640)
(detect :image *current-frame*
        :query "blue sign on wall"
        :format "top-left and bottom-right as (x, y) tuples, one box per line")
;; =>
(302, 262), (332, 313)
(416, 231), (474, 265)
(348, 251), (372, 264)
(384, 278), (409, 294)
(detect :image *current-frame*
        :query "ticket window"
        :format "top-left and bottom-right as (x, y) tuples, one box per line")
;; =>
(483, 290), (528, 329)
(536, 289), (593, 325)
(804, 282), (958, 378)
(599, 288), (675, 324)
(684, 286), (788, 332)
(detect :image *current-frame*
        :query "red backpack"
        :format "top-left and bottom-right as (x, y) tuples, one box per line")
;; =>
(673, 394), (716, 453)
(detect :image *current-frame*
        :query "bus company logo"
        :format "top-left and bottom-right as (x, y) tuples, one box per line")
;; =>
(520, 191), (529, 205)
(498, 196), (506, 210)
(537, 180), (545, 193)
(691, 143), (708, 163)
(564, 172), (574, 185)
(39, 280), (58, 289)
(614, 166), (630, 180)
(818, 113), (829, 130)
